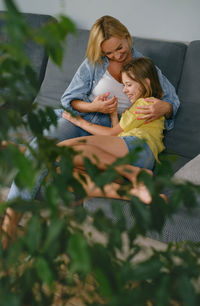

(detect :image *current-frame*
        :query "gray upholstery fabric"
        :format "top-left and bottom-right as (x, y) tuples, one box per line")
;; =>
(36, 30), (89, 109)
(23, 14), (57, 85)
(164, 41), (200, 160)
(0, 11), (55, 86)
(173, 154), (200, 185)
(178, 40), (200, 101)
(133, 37), (187, 90)
(84, 197), (200, 243)
(147, 199), (200, 243)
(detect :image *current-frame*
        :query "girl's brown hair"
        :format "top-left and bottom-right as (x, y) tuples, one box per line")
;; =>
(86, 15), (133, 64)
(121, 57), (163, 99)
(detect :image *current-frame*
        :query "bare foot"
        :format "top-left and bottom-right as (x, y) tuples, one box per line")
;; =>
(129, 182), (152, 204)
(1, 208), (21, 249)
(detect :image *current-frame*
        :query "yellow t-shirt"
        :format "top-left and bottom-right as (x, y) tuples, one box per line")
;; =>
(119, 98), (165, 161)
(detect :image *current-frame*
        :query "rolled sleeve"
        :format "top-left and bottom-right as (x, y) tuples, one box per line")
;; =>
(61, 59), (94, 116)
(157, 69), (180, 130)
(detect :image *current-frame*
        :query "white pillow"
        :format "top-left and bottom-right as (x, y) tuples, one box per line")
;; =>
(173, 154), (200, 185)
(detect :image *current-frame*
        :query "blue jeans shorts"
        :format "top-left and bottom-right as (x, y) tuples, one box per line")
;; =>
(120, 136), (155, 170)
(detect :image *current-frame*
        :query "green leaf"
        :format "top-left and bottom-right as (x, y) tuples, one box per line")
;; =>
(68, 233), (91, 275)
(155, 274), (171, 306)
(129, 197), (151, 233)
(35, 256), (54, 287)
(25, 215), (42, 253)
(93, 267), (114, 298)
(42, 219), (65, 254)
(177, 274), (197, 306)
(130, 258), (163, 282)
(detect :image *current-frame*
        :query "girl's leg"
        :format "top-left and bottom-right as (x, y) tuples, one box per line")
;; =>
(58, 135), (129, 158)
(58, 141), (153, 203)
(73, 168), (152, 204)
(58, 136), (152, 178)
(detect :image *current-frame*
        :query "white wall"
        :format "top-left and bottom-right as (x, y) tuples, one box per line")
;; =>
(0, 0), (199, 42)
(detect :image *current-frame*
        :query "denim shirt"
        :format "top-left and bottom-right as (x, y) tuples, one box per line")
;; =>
(61, 47), (180, 130)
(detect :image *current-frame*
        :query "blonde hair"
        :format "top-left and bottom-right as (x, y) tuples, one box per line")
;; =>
(86, 15), (133, 64)
(121, 57), (163, 99)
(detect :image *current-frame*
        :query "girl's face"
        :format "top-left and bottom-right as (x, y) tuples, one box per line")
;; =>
(101, 36), (131, 63)
(122, 72), (143, 103)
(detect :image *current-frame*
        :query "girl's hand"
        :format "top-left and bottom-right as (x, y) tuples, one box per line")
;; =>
(91, 93), (118, 114)
(135, 98), (172, 124)
(62, 111), (82, 127)
(110, 110), (119, 127)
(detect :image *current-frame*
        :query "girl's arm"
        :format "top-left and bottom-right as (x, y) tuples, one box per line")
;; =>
(110, 110), (119, 127)
(62, 111), (122, 136)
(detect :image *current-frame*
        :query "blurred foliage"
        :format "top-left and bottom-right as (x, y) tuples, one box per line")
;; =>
(0, 1), (200, 305)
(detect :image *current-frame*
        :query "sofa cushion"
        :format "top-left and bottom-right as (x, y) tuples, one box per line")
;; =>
(178, 40), (200, 101)
(173, 154), (200, 184)
(164, 97), (200, 159)
(133, 37), (187, 90)
(0, 12), (55, 86)
(164, 41), (200, 159)
(36, 29), (89, 109)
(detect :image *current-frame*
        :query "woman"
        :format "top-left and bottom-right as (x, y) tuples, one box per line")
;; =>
(59, 57), (165, 201)
(59, 14), (179, 140)
(2, 57), (166, 248)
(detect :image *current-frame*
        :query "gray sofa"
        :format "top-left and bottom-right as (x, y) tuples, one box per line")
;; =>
(2, 12), (200, 243)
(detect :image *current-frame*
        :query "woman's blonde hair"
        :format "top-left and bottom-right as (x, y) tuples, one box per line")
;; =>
(121, 57), (163, 99)
(86, 15), (133, 64)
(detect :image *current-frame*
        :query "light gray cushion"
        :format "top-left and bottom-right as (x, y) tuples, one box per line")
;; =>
(173, 154), (200, 185)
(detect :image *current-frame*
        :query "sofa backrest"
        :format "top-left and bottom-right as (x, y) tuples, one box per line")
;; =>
(0, 11), (55, 86)
(35, 26), (200, 162)
(165, 40), (200, 160)
(36, 29), (89, 108)
(133, 37), (187, 91)
(36, 30), (187, 109)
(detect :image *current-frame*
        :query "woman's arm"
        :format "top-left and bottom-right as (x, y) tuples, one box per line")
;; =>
(135, 97), (172, 124)
(61, 58), (118, 116)
(62, 111), (122, 136)
(133, 48), (180, 130)
(71, 94), (118, 114)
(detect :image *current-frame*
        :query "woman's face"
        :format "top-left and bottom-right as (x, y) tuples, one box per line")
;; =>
(122, 72), (143, 103)
(101, 36), (131, 63)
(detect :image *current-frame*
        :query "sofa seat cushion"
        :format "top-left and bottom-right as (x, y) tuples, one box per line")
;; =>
(173, 154), (200, 184)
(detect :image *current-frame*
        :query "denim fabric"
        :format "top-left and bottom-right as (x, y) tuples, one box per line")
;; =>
(120, 136), (155, 170)
(7, 137), (48, 202)
(7, 112), (112, 201)
(61, 47), (180, 131)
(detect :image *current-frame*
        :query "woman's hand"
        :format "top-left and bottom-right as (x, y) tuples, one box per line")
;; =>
(135, 98), (172, 124)
(91, 93), (118, 114)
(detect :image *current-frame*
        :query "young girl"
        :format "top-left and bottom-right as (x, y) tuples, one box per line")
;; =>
(2, 57), (166, 249)
(59, 57), (165, 203)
